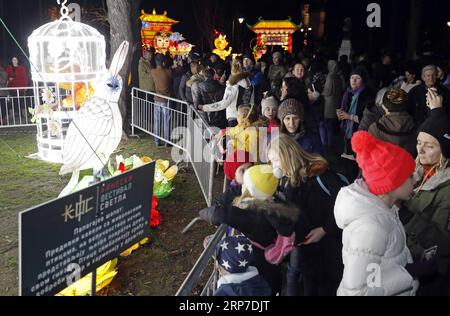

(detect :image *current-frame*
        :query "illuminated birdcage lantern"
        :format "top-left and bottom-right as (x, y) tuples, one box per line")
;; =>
(27, 1), (106, 163)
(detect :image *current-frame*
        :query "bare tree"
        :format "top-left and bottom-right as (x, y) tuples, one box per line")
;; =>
(106, 0), (133, 135)
(192, 0), (225, 51)
(129, 0), (143, 90)
(83, 7), (109, 28)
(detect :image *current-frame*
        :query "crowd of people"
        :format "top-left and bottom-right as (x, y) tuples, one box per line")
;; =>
(1, 41), (449, 296)
(136, 46), (450, 296)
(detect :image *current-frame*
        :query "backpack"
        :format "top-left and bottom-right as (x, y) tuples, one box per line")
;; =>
(316, 173), (349, 197)
(237, 81), (254, 106)
(251, 232), (297, 265)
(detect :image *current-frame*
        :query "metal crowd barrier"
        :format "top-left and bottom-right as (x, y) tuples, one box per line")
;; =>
(175, 225), (227, 296)
(0, 87), (35, 128)
(131, 88), (217, 207)
(130, 88), (225, 296)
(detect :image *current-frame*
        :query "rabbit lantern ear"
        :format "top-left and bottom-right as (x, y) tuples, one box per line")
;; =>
(109, 41), (129, 76)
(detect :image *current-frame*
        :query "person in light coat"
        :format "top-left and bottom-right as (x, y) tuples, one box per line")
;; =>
(198, 59), (253, 127)
(334, 131), (420, 296)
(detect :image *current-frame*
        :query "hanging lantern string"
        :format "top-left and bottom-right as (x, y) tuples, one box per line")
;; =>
(0, 136), (21, 158)
(0, 17), (48, 89)
(57, 0), (72, 21)
(0, 17), (109, 170)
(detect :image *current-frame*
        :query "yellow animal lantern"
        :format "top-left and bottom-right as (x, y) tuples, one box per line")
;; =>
(213, 34), (232, 61)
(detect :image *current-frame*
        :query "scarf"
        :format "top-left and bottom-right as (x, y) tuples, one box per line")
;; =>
(289, 126), (306, 141)
(420, 160), (450, 183)
(414, 159), (450, 194)
(341, 85), (365, 139)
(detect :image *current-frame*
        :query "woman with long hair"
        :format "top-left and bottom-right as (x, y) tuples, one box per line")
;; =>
(6, 56), (29, 93)
(268, 134), (345, 296)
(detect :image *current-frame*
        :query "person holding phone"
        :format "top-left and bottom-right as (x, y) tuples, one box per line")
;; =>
(407, 65), (450, 124)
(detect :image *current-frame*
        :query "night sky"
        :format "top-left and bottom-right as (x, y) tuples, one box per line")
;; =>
(1, 0), (450, 64)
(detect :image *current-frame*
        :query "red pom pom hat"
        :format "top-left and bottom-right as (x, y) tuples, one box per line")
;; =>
(351, 131), (416, 195)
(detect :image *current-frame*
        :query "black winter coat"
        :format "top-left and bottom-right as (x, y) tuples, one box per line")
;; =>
(201, 187), (301, 295)
(407, 83), (450, 124)
(206, 198), (301, 247)
(276, 170), (344, 285)
(341, 87), (376, 134)
(178, 71), (194, 103)
(197, 79), (227, 129)
(276, 170), (344, 243)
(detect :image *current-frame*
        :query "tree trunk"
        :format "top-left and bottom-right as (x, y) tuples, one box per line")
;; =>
(129, 0), (142, 89)
(106, 0), (133, 135)
(406, 0), (422, 59)
(193, 0), (224, 52)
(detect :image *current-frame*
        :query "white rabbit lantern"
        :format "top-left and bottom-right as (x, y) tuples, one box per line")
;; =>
(27, 0), (106, 163)
(58, 40), (129, 197)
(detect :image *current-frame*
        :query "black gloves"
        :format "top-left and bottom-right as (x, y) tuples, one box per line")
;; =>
(405, 258), (438, 279)
(199, 207), (219, 226)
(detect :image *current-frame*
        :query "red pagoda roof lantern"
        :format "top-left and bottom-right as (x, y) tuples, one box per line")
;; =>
(248, 17), (301, 34)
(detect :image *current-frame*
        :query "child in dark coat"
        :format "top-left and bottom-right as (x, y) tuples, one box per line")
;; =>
(200, 164), (309, 295)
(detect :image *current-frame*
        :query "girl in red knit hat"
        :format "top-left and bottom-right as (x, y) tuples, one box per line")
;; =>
(334, 131), (421, 296)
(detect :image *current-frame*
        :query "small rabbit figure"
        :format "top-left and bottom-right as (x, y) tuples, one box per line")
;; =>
(59, 41), (129, 196)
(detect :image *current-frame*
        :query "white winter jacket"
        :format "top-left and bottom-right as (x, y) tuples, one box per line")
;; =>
(334, 179), (419, 296)
(203, 75), (253, 121)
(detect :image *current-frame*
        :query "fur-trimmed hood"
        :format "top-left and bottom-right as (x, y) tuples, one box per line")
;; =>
(186, 74), (203, 88)
(237, 198), (300, 223)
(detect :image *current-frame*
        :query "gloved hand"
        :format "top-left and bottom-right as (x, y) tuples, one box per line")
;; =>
(199, 207), (218, 226)
(405, 258), (438, 279)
